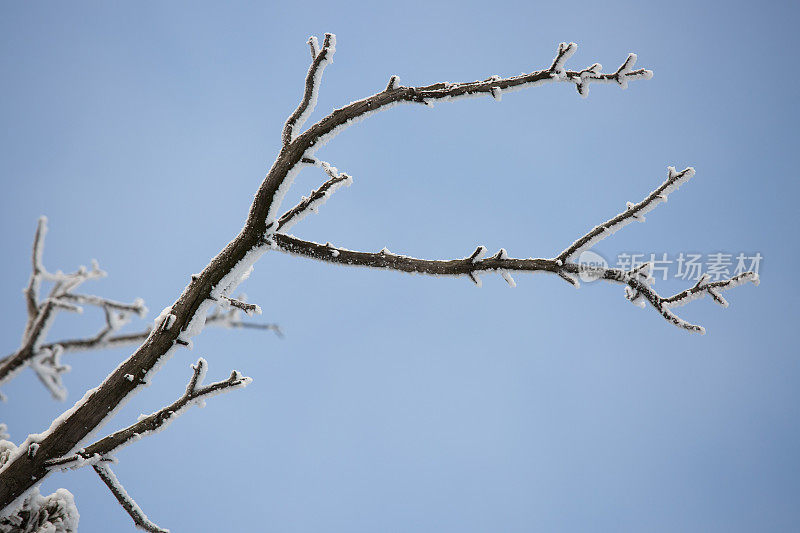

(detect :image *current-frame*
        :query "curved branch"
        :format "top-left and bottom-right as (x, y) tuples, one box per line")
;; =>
(281, 33), (336, 146)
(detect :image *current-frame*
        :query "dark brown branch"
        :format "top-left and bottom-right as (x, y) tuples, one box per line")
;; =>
(556, 167), (695, 263)
(270, 233), (758, 334)
(278, 159), (353, 231)
(281, 33), (336, 146)
(93, 463), (168, 533)
(0, 35), (726, 516)
(45, 358), (251, 469)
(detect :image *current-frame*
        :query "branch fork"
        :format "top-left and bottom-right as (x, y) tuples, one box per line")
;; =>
(0, 33), (758, 525)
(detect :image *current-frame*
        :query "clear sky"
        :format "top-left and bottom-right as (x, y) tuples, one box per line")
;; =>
(1, 1), (798, 532)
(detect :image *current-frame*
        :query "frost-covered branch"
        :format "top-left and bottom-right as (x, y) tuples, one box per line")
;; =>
(281, 33), (336, 146)
(0, 218), (148, 400)
(93, 463), (167, 533)
(0, 220), (275, 401)
(35, 298), (280, 357)
(0, 486), (79, 533)
(0, 33), (756, 520)
(557, 166), (696, 262)
(51, 360), (249, 532)
(44, 358), (251, 470)
(271, 232), (758, 334)
(277, 158), (353, 231)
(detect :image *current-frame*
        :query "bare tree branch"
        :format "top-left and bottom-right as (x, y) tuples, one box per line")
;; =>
(0, 34), (756, 520)
(45, 358), (251, 469)
(282, 33), (336, 146)
(93, 463), (169, 533)
(557, 166), (695, 262)
(278, 158), (353, 231)
(269, 232), (758, 334)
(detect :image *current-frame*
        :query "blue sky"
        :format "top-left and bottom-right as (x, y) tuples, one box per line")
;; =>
(1, 1), (798, 531)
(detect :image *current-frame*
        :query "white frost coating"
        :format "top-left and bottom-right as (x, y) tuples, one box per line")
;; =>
(289, 34), (336, 144)
(551, 42), (578, 79)
(0, 487), (79, 533)
(470, 246), (487, 263)
(153, 307), (173, 331)
(575, 63), (602, 97)
(493, 249), (516, 287)
(124, 374), (134, 382)
(27, 443), (39, 458)
(0, 440), (15, 468)
(279, 160), (353, 232)
(93, 359), (251, 459)
(267, 47), (644, 223)
(663, 271), (759, 309)
(93, 463), (167, 533)
(308, 36), (319, 58)
(0, 327), (189, 515)
(31, 345), (69, 401)
(163, 314), (176, 331)
(615, 53), (637, 89)
(561, 167), (695, 262)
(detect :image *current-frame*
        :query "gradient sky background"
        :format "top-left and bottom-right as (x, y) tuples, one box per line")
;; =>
(1, 1), (798, 532)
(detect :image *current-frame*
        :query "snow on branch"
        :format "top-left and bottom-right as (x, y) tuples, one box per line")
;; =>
(93, 463), (167, 533)
(0, 221), (277, 401)
(217, 295), (262, 316)
(271, 233), (757, 333)
(557, 166), (696, 263)
(0, 486), (79, 533)
(35, 295), (279, 357)
(0, 219), (149, 400)
(45, 358), (251, 470)
(282, 33), (336, 146)
(0, 33), (756, 515)
(277, 158), (353, 231)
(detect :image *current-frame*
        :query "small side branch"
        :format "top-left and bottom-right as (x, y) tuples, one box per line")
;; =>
(277, 159), (353, 231)
(281, 33), (336, 146)
(22, 217), (47, 340)
(93, 463), (169, 533)
(45, 358), (252, 469)
(557, 167), (695, 262)
(218, 295), (262, 316)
